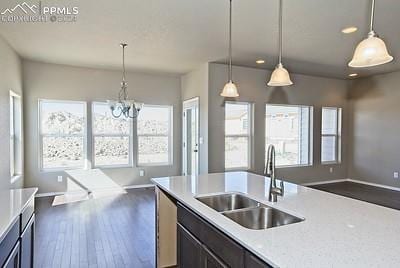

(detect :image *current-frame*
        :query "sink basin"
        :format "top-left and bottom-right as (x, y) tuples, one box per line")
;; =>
(196, 193), (260, 212)
(196, 193), (304, 229)
(222, 206), (304, 230)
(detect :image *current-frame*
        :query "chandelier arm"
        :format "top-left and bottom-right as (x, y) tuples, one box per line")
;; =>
(111, 106), (123, 118)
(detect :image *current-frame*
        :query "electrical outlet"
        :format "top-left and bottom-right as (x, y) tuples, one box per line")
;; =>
(139, 170), (145, 177)
(57, 175), (63, 182)
(329, 167), (334, 173)
(394, 172), (399, 179)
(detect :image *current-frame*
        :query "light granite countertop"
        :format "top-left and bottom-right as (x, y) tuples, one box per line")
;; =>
(0, 188), (38, 242)
(152, 172), (400, 268)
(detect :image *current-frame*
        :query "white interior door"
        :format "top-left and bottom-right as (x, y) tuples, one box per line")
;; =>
(182, 97), (199, 176)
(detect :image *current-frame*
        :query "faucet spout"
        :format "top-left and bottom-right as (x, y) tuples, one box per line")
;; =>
(265, 144), (284, 202)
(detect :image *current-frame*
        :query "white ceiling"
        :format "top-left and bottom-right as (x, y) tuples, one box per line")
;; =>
(0, 0), (399, 78)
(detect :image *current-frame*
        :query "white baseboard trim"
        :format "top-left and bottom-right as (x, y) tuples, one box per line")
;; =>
(124, 184), (155, 190)
(35, 184), (155, 198)
(302, 179), (347, 186)
(303, 178), (400, 192)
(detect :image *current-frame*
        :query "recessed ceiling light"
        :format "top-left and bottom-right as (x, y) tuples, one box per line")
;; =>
(341, 26), (358, 34)
(256, 60), (265, 64)
(349, 73), (358, 77)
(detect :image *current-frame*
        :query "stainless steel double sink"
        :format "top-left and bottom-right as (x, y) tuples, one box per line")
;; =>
(196, 193), (304, 230)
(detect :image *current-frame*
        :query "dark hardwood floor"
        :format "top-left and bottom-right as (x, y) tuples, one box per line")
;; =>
(34, 188), (155, 268)
(310, 181), (400, 210)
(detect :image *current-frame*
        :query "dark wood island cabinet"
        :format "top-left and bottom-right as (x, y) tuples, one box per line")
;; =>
(177, 202), (271, 268)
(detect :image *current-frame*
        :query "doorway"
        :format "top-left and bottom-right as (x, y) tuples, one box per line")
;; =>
(182, 97), (200, 176)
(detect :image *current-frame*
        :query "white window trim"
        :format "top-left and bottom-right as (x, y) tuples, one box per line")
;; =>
(10, 90), (22, 182)
(321, 107), (342, 165)
(224, 101), (253, 171)
(265, 103), (313, 168)
(91, 102), (134, 169)
(38, 99), (88, 172)
(137, 104), (173, 167)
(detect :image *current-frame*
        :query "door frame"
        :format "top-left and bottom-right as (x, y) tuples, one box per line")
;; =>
(182, 97), (200, 176)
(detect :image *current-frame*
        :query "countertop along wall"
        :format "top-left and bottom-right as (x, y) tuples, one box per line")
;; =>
(208, 63), (349, 185)
(0, 36), (24, 190)
(348, 71), (400, 188)
(23, 60), (182, 194)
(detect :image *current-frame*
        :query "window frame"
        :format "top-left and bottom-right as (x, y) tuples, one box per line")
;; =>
(265, 103), (313, 168)
(136, 104), (174, 167)
(224, 101), (253, 171)
(321, 107), (342, 165)
(38, 99), (88, 172)
(91, 102), (134, 169)
(10, 90), (23, 183)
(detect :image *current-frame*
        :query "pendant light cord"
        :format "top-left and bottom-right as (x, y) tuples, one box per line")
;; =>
(278, 0), (283, 64)
(369, 0), (375, 33)
(120, 43), (128, 100)
(228, 0), (233, 81)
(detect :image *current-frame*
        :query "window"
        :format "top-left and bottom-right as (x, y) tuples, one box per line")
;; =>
(225, 102), (252, 170)
(92, 102), (133, 167)
(137, 105), (173, 165)
(266, 104), (313, 167)
(39, 100), (86, 170)
(10, 91), (22, 181)
(321, 107), (342, 163)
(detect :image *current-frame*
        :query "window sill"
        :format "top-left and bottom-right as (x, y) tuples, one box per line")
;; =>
(40, 167), (86, 173)
(321, 161), (341, 165)
(276, 164), (312, 169)
(225, 167), (251, 172)
(10, 175), (22, 184)
(137, 163), (173, 167)
(94, 164), (134, 169)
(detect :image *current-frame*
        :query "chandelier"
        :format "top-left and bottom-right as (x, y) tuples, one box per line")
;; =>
(108, 43), (143, 118)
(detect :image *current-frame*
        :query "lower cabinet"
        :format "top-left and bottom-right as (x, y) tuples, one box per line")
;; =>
(201, 244), (227, 268)
(20, 215), (35, 268)
(0, 210), (35, 268)
(177, 224), (227, 268)
(177, 203), (271, 268)
(3, 241), (20, 268)
(177, 224), (202, 268)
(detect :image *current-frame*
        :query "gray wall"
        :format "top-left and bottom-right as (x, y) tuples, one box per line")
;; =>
(208, 63), (349, 184)
(0, 36), (24, 190)
(348, 71), (400, 188)
(23, 60), (182, 194)
(181, 63), (209, 174)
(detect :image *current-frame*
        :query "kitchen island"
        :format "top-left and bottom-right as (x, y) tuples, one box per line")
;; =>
(152, 172), (400, 268)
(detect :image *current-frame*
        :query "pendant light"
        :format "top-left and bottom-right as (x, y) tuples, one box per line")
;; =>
(348, 0), (393, 68)
(220, 0), (239, 97)
(268, 0), (293, 87)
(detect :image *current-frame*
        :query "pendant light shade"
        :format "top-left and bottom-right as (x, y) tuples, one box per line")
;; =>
(268, 63), (293, 86)
(268, 0), (293, 87)
(221, 80), (239, 97)
(220, 0), (239, 97)
(348, 0), (393, 68)
(348, 32), (393, 67)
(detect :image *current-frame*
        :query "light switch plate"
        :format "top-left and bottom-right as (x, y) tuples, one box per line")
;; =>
(139, 170), (145, 177)
(329, 167), (333, 173)
(394, 172), (399, 179)
(57, 175), (63, 182)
